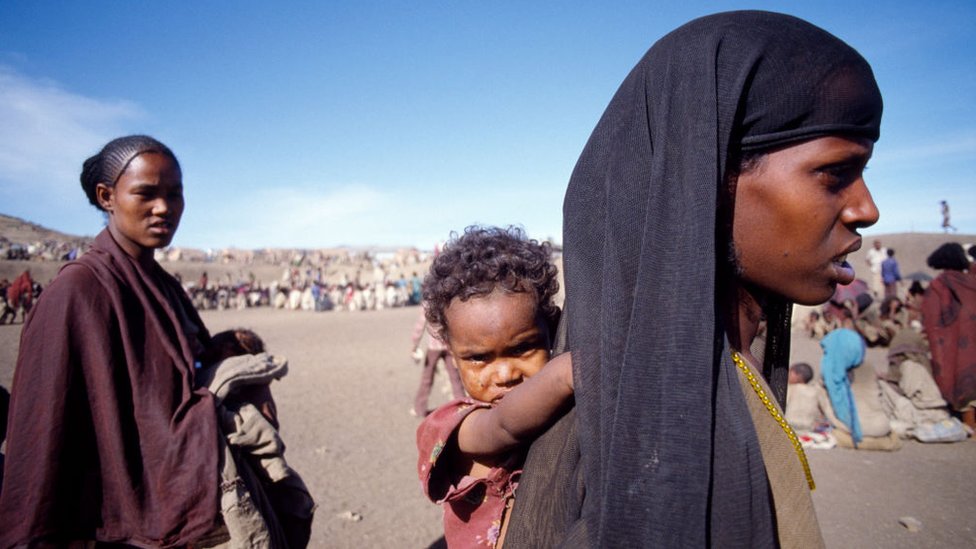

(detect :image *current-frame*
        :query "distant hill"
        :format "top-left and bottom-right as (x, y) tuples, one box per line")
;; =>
(0, 213), (414, 255)
(0, 213), (92, 245)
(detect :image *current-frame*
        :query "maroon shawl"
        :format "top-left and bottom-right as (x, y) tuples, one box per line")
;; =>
(921, 270), (976, 411)
(0, 229), (220, 547)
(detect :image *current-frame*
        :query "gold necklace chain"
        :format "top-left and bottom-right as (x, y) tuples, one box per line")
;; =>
(731, 351), (816, 491)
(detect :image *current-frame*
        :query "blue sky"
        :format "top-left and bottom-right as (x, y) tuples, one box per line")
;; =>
(1, 1), (973, 249)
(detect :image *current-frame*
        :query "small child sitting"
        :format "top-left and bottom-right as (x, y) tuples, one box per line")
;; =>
(200, 328), (278, 427)
(416, 226), (573, 549)
(200, 327), (267, 366)
(786, 362), (829, 432)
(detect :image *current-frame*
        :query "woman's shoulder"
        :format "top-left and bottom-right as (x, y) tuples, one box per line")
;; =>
(21, 264), (115, 338)
(36, 263), (112, 314)
(49, 262), (107, 294)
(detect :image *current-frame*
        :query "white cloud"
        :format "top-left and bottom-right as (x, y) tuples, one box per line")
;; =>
(176, 179), (564, 250)
(179, 184), (406, 249)
(0, 66), (144, 195)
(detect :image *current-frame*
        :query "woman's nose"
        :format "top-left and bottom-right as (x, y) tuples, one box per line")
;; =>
(152, 198), (170, 216)
(843, 179), (880, 229)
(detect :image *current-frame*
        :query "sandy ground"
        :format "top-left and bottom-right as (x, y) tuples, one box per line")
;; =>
(1, 306), (974, 548)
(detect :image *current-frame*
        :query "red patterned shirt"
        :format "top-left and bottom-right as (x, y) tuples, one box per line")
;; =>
(416, 398), (523, 548)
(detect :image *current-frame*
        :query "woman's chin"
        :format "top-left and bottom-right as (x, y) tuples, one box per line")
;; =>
(147, 235), (176, 249)
(790, 285), (836, 307)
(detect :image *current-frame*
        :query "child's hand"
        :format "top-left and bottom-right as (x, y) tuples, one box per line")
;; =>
(456, 350), (574, 457)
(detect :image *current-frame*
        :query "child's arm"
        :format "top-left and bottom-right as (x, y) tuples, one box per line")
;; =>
(456, 352), (573, 457)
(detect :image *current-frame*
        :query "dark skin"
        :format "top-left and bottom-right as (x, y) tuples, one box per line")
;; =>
(98, 153), (277, 426)
(727, 136), (879, 364)
(440, 290), (573, 548)
(95, 152), (184, 265)
(443, 291), (573, 463)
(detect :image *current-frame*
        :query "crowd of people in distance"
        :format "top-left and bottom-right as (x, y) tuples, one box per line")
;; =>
(0, 231), (437, 315)
(791, 240), (976, 450)
(180, 263), (429, 313)
(0, 235), (90, 262)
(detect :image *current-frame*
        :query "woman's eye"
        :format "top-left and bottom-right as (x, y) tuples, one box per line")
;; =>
(819, 165), (860, 190)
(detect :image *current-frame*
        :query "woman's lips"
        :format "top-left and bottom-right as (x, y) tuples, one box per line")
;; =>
(831, 239), (861, 285)
(832, 258), (855, 284)
(148, 223), (173, 236)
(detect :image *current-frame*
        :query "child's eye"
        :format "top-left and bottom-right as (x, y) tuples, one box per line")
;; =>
(510, 339), (543, 356)
(464, 354), (489, 363)
(511, 344), (534, 355)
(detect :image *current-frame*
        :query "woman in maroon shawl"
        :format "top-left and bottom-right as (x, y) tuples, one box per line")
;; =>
(921, 242), (976, 430)
(0, 136), (223, 547)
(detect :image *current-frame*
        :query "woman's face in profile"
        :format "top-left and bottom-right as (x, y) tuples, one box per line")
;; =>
(97, 152), (184, 259)
(732, 135), (879, 306)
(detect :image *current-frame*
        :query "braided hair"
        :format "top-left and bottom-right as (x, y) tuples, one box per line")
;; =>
(80, 135), (179, 211)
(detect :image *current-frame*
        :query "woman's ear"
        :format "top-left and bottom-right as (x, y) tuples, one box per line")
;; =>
(95, 183), (114, 212)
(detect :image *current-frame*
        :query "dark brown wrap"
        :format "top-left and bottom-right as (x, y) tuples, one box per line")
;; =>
(0, 229), (220, 548)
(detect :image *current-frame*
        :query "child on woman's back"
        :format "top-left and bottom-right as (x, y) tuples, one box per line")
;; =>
(416, 226), (573, 549)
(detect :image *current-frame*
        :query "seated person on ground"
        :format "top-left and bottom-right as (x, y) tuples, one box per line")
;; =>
(786, 363), (831, 432)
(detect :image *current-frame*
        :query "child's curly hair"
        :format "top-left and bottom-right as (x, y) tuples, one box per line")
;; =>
(423, 226), (560, 341)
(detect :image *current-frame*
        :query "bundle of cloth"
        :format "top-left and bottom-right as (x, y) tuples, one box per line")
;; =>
(196, 352), (316, 549)
(877, 330), (968, 443)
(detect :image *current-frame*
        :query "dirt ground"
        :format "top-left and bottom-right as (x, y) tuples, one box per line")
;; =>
(1, 305), (973, 548)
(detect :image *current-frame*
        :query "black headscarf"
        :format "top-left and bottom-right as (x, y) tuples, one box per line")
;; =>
(507, 11), (881, 547)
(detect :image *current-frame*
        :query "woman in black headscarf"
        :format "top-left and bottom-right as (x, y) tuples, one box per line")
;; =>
(505, 11), (882, 548)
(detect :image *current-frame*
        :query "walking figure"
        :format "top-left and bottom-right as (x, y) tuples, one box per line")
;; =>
(941, 200), (957, 233)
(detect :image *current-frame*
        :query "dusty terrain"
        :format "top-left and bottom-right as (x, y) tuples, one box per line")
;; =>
(1, 229), (975, 547)
(1, 305), (974, 548)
